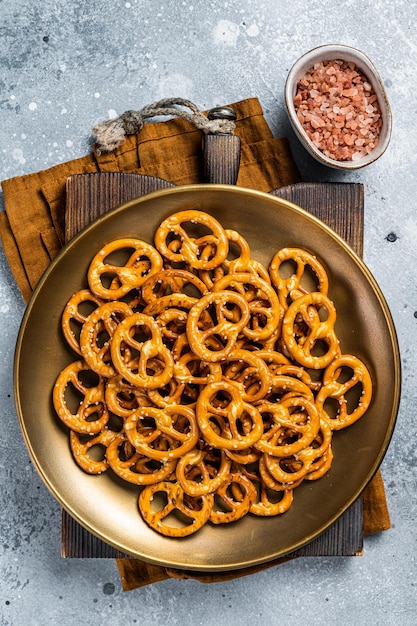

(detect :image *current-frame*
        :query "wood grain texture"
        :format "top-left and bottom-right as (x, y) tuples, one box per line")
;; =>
(203, 134), (241, 185)
(65, 172), (174, 242)
(62, 173), (364, 561)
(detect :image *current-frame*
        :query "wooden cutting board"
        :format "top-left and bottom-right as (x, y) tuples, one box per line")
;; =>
(62, 172), (364, 560)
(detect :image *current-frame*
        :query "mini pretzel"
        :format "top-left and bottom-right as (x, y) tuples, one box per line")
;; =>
(143, 293), (198, 317)
(153, 308), (189, 344)
(263, 423), (330, 484)
(79, 301), (134, 378)
(146, 376), (187, 408)
(124, 405), (199, 461)
(258, 454), (304, 491)
(105, 374), (152, 418)
(88, 238), (163, 300)
(212, 272), (282, 341)
(305, 446), (333, 480)
(225, 447), (261, 465)
(138, 480), (214, 537)
(263, 453), (308, 485)
(221, 349), (271, 404)
(141, 268), (208, 304)
(255, 395), (320, 457)
(173, 349), (223, 387)
(154, 210), (229, 271)
(315, 353), (373, 429)
(69, 428), (118, 474)
(228, 234), (271, 284)
(110, 312), (174, 389)
(269, 247), (329, 309)
(176, 448), (231, 496)
(186, 290), (250, 362)
(210, 472), (257, 524)
(106, 434), (176, 485)
(267, 374), (315, 402)
(61, 289), (104, 355)
(282, 291), (340, 369)
(196, 380), (264, 450)
(250, 483), (294, 517)
(53, 360), (109, 434)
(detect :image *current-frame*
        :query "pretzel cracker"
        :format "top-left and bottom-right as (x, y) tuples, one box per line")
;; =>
(53, 211), (373, 537)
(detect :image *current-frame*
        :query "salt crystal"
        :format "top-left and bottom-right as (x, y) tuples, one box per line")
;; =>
(293, 59), (382, 161)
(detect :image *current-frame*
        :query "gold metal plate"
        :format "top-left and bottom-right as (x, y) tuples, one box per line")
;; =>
(14, 185), (400, 571)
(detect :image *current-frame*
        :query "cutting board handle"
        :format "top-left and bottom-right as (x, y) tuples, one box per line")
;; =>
(203, 107), (241, 185)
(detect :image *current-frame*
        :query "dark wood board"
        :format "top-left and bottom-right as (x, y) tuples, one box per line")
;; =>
(62, 172), (364, 560)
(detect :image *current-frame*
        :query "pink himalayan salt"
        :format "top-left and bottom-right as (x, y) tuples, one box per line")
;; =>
(293, 59), (383, 162)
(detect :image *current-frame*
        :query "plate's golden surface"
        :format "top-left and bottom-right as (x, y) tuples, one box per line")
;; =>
(14, 185), (400, 571)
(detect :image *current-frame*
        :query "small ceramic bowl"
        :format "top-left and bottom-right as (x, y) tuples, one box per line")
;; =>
(285, 44), (392, 170)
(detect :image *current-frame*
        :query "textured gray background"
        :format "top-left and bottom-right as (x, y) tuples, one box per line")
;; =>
(0, 1), (416, 624)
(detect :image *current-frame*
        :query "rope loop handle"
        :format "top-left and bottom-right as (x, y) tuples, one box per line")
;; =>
(92, 97), (236, 154)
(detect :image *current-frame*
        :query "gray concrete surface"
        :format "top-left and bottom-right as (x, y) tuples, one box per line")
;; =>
(0, 1), (416, 624)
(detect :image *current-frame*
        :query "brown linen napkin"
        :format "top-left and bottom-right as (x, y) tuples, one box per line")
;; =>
(0, 97), (390, 590)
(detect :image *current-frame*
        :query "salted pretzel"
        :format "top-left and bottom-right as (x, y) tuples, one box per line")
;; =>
(143, 293), (198, 317)
(315, 353), (373, 430)
(141, 268), (208, 304)
(305, 446), (334, 481)
(250, 484), (294, 517)
(61, 289), (104, 355)
(105, 374), (152, 418)
(264, 373), (315, 405)
(282, 291), (340, 369)
(110, 312), (174, 389)
(221, 349), (271, 404)
(173, 348), (223, 387)
(196, 380), (264, 450)
(53, 360), (109, 434)
(269, 247), (329, 309)
(258, 453), (304, 491)
(54, 208), (373, 538)
(176, 448), (232, 496)
(146, 376), (188, 408)
(154, 210), (229, 271)
(211, 272), (282, 341)
(124, 405), (199, 461)
(69, 428), (118, 474)
(225, 446), (261, 466)
(79, 301), (134, 378)
(196, 229), (246, 290)
(186, 290), (250, 362)
(88, 238), (163, 300)
(138, 480), (214, 537)
(153, 307), (189, 343)
(210, 472), (257, 524)
(227, 231), (271, 283)
(255, 395), (320, 458)
(264, 449), (316, 485)
(106, 434), (177, 485)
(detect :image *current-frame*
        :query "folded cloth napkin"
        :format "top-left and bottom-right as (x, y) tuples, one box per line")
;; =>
(0, 97), (390, 591)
